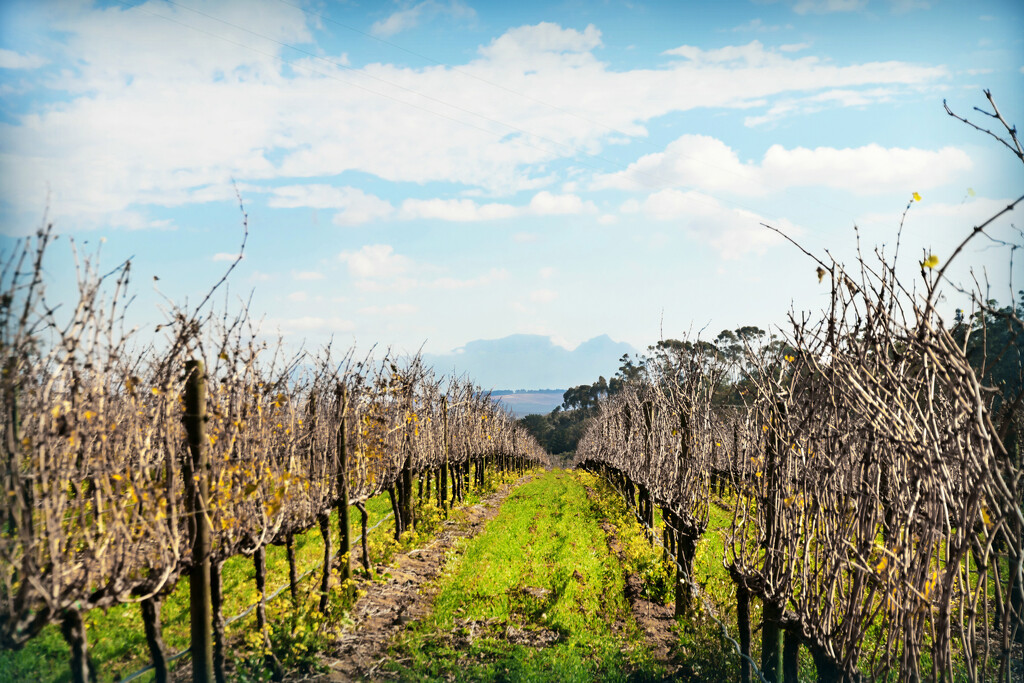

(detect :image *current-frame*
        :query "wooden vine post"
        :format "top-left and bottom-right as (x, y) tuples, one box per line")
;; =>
(183, 359), (214, 683)
(440, 396), (449, 515)
(400, 381), (414, 533)
(760, 399), (787, 683)
(336, 384), (352, 586)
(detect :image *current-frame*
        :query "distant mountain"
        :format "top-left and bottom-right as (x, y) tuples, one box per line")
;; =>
(424, 334), (636, 391)
(488, 390), (566, 417)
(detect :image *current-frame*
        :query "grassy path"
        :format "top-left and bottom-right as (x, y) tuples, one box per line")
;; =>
(382, 470), (666, 682)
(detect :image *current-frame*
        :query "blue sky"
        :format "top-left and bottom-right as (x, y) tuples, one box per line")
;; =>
(1, 0), (1022, 360)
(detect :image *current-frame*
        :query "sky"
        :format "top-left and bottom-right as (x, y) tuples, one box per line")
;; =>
(1, 0), (1022, 364)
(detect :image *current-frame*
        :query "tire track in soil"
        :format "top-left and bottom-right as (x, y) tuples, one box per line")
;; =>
(583, 484), (680, 677)
(303, 475), (534, 683)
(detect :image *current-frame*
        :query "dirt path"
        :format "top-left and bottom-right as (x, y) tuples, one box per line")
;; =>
(583, 484), (680, 675)
(306, 475), (532, 682)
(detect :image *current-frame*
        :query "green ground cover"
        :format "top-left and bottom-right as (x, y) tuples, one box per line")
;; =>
(0, 484), (440, 683)
(385, 470), (666, 682)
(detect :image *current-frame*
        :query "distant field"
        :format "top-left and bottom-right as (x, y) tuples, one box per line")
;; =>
(490, 390), (564, 416)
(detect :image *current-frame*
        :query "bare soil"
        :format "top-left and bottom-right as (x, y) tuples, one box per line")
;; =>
(303, 476), (533, 682)
(585, 485), (680, 676)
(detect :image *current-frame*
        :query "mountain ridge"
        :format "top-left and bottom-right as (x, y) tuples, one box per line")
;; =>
(424, 333), (636, 391)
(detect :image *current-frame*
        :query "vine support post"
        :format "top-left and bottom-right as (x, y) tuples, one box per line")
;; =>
(140, 596), (168, 683)
(60, 609), (92, 683)
(184, 359), (214, 683)
(731, 567), (752, 683)
(336, 385), (352, 586)
(440, 397), (449, 515)
(317, 511), (332, 613)
(783, 622), (800, 683)
(354, 501), (370, 574)
(761, 599), (784, 683)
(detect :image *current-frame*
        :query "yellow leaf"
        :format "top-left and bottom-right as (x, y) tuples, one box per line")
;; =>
(784, 354), (795, 363)
(981, 506), (993, 530)
(816, 266), (826, 283)
(876, 556), (888, 572)
(923, 254), (939, 269)
(218, 351), (229, 360)
(912, 191), (922, 202)
(967, 187), (975, 197)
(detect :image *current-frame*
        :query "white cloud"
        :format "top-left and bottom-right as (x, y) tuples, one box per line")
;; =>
(528, 191), (596, 215)
(779, 42), (812, 53)
(529, 289), (558, 303)
(478, 22), (602, 63)
(400, 197), (518, 222)
(513, 232), (538, 243)
(0, 49), (47, 69)
(212, 252), (242, 261)
(264, 316), (355, 335)
(594, 134), (972, 196)
(731, 19), (792, 32)
(621, 189), (796, 257)
(359, 304), (418, 316)
(270, 185), (395, 226)
(370, 0), (475, 37)
(398, 191), (594, 222)
(431, 268), (508, 289)
(539, 267), (555, 279)
(286, 291), (308, 302)
(292, 270), (325, 281)
(758, 143), (971, 193)
(0, 13), (953, 231)
(338, 244), (413, 279)
(792, 0), (867, 15)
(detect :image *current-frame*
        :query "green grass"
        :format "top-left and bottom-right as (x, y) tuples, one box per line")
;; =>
(385, 470), (666, 682)
(0, 482), (459, 683)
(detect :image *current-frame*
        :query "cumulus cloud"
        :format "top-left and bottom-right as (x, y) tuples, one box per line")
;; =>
(270, 185), (395, 226)
(398, 191), (594, 222)
(400, 198), (518, 222)
(621, 189), (796, 257)
(478, 22), (602, 64)
(0, 48), (48, 69)
(0, 11), (953, 232)
(212, 252), (242, 261)
(529, 289), (558, 303)
(594, 134), (972, 196)
(370, 0), (475, 37)
(292, 270), (325, 280)
(731, 19), (793, 32)
(338, 244), (412, 279)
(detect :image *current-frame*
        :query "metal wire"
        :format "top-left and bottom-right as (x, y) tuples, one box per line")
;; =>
(120, 511), (395, 683)
(599, 474), (770, 683)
